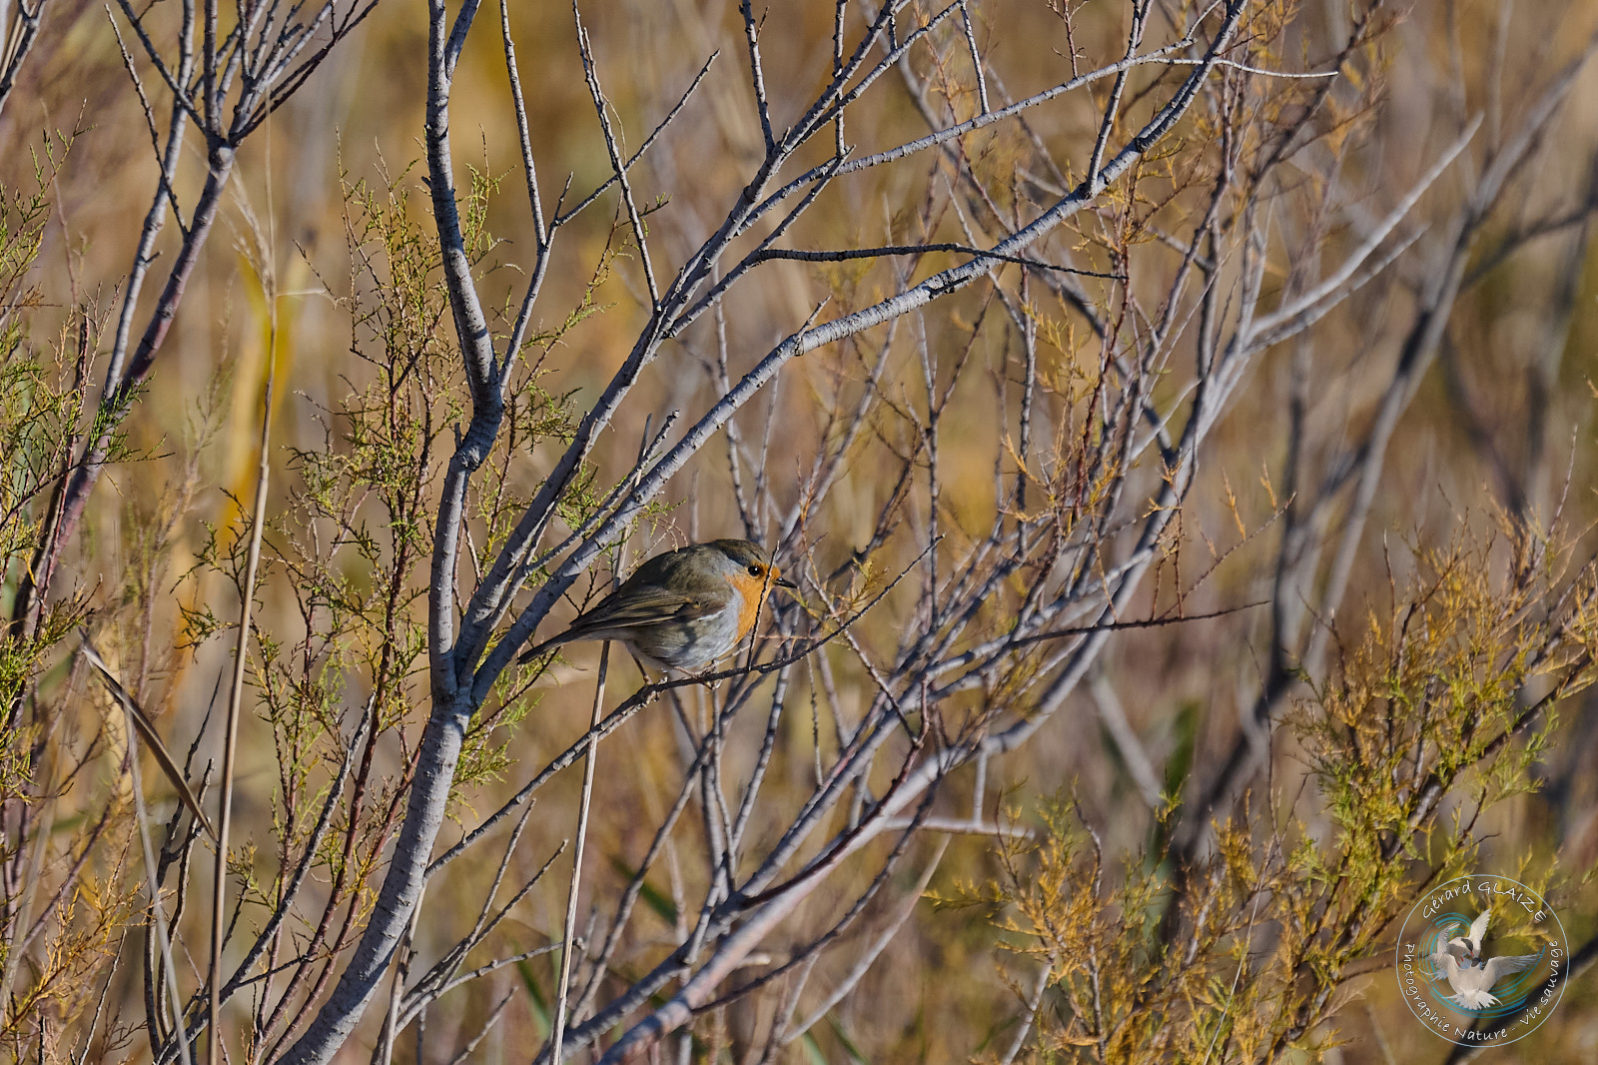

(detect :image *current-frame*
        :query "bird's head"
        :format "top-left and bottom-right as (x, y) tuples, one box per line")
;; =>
(706, 539), (797, 595)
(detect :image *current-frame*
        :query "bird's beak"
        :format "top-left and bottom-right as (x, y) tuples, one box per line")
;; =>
(775, 575), (797, 590)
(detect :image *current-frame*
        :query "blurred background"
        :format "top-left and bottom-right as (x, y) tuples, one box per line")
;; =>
(3, 0), (1598, 1061)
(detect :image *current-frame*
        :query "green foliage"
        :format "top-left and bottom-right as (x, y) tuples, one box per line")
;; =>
(0, 131), (155, 1058)
(983, 530), (1598, 1063)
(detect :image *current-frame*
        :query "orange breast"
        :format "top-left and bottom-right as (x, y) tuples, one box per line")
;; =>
(725, 572), (767, 639)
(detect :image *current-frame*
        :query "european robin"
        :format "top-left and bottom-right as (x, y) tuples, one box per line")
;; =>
(518, 539), (796, 672)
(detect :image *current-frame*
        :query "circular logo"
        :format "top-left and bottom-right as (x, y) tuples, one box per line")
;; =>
(1394, 875), (1567, 1046)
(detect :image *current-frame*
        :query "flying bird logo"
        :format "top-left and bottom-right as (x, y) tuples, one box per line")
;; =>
(1428, 909), (1543, 1010)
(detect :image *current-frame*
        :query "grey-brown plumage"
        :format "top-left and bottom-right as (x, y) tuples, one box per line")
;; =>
(518, 539), (794, 671)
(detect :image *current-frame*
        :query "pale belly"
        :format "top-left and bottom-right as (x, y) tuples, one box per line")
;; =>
(625, 603), (744, 671)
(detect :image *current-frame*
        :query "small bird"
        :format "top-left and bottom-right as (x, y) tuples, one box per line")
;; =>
(518, 539), (795, 673)
(1430, 910), (1542, 1009)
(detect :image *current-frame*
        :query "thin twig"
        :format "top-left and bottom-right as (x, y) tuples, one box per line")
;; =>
(549, 641), (610, 1064)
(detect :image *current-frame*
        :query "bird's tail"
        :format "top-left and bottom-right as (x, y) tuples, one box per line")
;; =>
(517, 636), (560, 665)
(1451, 990), (1499, 1009)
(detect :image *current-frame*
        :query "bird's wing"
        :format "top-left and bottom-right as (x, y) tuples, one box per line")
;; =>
(1481, 953), (1540, 984)
(523, 552), (730, 658)
(568, 586), (725, 631)
(1469, 910), (1492, 952)
(1430, 953), (1462, 980)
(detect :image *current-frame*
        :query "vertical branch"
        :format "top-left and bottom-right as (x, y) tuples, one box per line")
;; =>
(200, 0), (216, 126)
(575, 6), (660, 307)
(549, 642), (611, 1064)
(283, 0), (507, 1057)
(739, 0), (776, 154)
(209, 292), (277, 1065)
(498, 0), (553, 377)
(127, 729), (195, 1065)
(0, 0), (47, 117)
(423, 0), (502, 686)
(1086, 0), (1147, 191)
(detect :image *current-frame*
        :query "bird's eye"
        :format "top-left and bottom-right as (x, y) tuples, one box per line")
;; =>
(748, 563), (763, 577)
